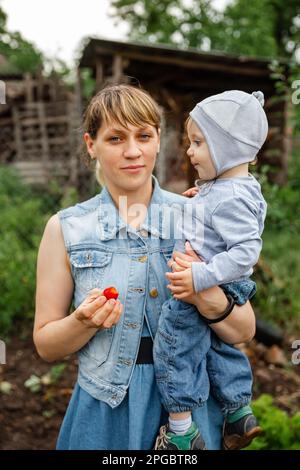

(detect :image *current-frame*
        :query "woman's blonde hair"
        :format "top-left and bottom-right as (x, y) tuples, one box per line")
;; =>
(83, 84), (162, 185)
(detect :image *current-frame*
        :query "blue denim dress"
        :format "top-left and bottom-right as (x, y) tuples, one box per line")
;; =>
(56, 321), (223, 450)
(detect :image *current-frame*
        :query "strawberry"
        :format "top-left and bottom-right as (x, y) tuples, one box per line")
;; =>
(103, 286), (119, 300)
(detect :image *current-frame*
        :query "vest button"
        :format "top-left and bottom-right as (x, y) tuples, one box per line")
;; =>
(149, 288), (158, 298)
(138, 255), (148, 263)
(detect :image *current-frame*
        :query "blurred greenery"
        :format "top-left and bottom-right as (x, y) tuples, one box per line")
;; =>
(0, 165), (79, 337)
(0, 4), (43, 74)
(0, 167), (45, 335)
(252, 152), (300, 333)
(248, 394), (300, 450)
(111, 0), (300, 59)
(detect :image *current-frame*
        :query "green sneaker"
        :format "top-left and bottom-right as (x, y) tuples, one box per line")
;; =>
(223, 414), (263, 450)
(154, 422), (206, 450)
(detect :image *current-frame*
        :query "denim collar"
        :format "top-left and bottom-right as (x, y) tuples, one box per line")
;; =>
(97, 175), (167, 240)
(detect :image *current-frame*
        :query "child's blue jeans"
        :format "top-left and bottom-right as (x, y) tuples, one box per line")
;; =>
(153, 280), (255, 414)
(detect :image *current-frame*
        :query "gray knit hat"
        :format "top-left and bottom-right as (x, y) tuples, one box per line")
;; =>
(189, 90), (268, 177)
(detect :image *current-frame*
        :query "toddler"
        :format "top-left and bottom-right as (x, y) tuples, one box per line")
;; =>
(153, 90), (267, 450)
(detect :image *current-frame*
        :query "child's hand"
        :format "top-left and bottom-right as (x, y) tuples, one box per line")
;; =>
(169, 242), (204, 272)
(168, 255), (192, 272)
(182, 187), (199, 198)
(166, 268), (195, 300)
(167, 257), (188, 272)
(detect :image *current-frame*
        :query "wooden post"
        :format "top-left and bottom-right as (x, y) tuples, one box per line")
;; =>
(95, 59), (104, 91)
(68, 68), (84, 188)
(12, 106), (23, 161)
(37, 102), (50, 182)
(36, 67), (44, 101)
(75, 67), (83, 117)
(112, 55), (123, 83)
(68, 100), (80, 187)
(24, 73), (34, 103)
(49, 72), (58, 102)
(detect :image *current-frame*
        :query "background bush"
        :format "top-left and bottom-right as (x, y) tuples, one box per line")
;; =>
(0, 165), (79, 336)
(252, 148), (300, 333)
(248, 394), (300, 450)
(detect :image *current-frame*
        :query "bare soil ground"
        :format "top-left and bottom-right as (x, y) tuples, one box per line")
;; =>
(0, 331), (299, 450)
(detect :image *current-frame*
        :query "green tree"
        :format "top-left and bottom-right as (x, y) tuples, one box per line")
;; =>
(213, 0), (300, 58)
(110, 0), (300, 59)
(0, 3), (43, 73)
(110, 0), (220, 49)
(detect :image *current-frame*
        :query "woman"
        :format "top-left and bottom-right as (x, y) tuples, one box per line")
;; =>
(33, 84), (255, 450)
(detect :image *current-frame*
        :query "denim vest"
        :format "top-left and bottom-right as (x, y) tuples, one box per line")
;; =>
(58, 176), (185, 408)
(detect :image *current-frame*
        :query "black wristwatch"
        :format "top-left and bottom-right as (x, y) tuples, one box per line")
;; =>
(198, 293), (236, 325)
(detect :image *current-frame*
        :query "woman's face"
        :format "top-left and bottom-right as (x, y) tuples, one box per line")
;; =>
(84, 121), (160, 193)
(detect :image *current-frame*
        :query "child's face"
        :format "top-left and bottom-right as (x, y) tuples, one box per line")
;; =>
(187, 119), (216, 180)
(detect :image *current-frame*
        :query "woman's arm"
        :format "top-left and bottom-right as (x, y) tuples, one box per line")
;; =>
(167, 244), (256, 345)
(191, 287), (255, 345)
(34, 215), (122, 362)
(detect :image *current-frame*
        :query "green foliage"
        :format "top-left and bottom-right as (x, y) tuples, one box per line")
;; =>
(110, 0), (222, 48)
(31, 179), (79, 215)
(213, 0), (278, 58)
(0, 166), (47, 335)
(248, 394), (300, 450)
(0, 165), (80, 336)
(212, 0), (300, 58)
(0, 6), (43, 74)
(111, 0), (300, 59)
(24, 364), (66, 393)
(80, 68), (96, 100)
(24, 374), (42, 393)
(0, 381), (12, 394)
(48, 363), (66, 384)
(251, 152), (300, 332)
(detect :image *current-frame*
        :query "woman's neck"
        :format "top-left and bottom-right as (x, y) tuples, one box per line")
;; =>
(106, 178), (153, 229)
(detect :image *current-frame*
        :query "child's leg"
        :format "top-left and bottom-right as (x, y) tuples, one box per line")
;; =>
(153, 297), (211, 412)
(207, 280), (257, 413)
(169, 411), (192, 435)
(207, 331), (262, 449)
(153, 297), (211, 450)
(207, 332), (252, 411)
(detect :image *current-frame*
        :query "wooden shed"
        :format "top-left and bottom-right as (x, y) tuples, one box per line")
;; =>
(0, 56), (79, 187)
(79, 38), (290, 190)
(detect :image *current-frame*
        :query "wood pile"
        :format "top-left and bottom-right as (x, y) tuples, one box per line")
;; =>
(0, 73), (84, 188)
